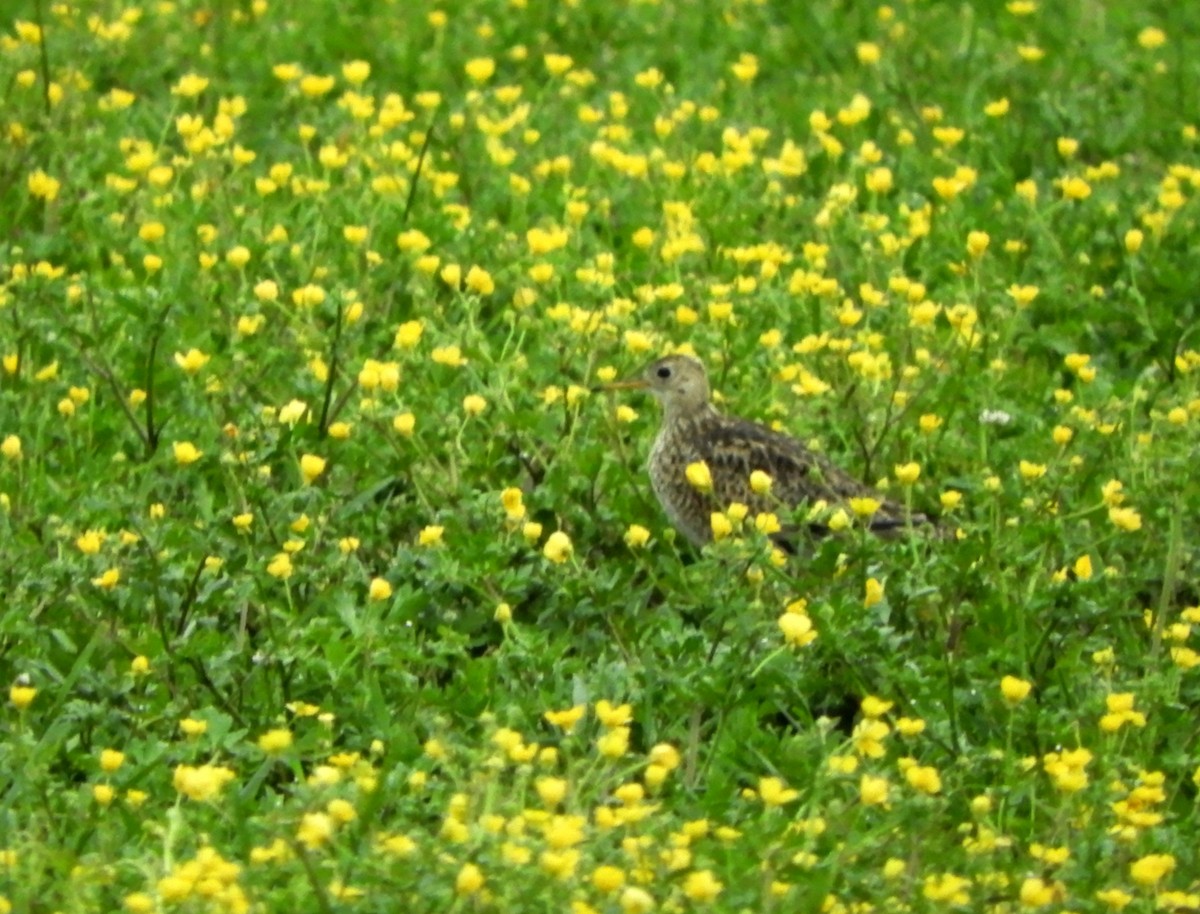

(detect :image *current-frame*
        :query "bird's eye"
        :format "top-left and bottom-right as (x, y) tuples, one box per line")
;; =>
(656, 366), (672, 379)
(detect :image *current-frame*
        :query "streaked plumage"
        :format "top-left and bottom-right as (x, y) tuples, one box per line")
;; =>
(609, 354), (926, 547)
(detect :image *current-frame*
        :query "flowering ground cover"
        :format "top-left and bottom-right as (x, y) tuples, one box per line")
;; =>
(2, 1), (1199, 911)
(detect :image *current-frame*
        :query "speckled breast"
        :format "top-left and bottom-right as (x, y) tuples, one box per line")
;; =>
(648, 424), (713, 545)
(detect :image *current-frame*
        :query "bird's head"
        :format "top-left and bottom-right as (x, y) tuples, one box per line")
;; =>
(604, 354), (712, 416)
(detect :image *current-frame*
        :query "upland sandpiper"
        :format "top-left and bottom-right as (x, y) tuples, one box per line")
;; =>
(606, 354), (929, 548)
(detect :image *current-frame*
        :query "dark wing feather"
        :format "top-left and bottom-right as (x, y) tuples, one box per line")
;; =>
(697, 414), (929, 540)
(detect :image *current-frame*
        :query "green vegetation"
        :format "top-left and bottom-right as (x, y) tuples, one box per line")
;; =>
(2, 0), (1198, 911)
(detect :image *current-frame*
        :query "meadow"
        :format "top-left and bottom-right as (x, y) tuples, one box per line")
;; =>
(2, 0), (1199, 910)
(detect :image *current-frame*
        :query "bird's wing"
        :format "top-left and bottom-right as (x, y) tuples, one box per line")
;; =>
(699, 415), (858, 503)
(699, 415), (929, 537)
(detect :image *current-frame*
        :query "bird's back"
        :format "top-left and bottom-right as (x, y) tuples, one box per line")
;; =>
(649, 408), (919, 544)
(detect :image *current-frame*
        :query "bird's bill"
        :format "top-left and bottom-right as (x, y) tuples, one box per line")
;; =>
(598, 378), (649, 392)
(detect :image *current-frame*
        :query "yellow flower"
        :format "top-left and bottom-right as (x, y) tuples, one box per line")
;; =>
(856, 42), (881, 64)
(536, 777), (568, 807)
(1042, 748), (1092, 792)
(1019, 878), (1058, 907)
(923, 873), (971, 905)
(500, 487), (525, 521)
(597, 726), (629, 758)
(596, 700), (632, 728)
(173, 763), (236, 801)
(1095, 888), (1133, 909)
(124, 893), (155, 913)
(171, 73), (209, 97)
(904, 764), (942, 795)
(757, 776), (799, 806)
(778, 614), (816, 654)
(292, 284), (327, 308)
(93, 568), (120, 589)
(896, 717), (926, 736)
(592, 866), (625, 893)
(173, 441), (202, 465)
(1000, 675), (1032, 704)
(267, 553), (293, 579)
(175, 345), (209, 372)
(1060, 176), (1091, 200)
(544, 705), (586, 732)
(1007, 284), (1040, 307)
(1018, 460), (1047, 481)
(418, 525), (444, 547)
(464, 57), (496, 83)
(859, 774), (890, 806)
(543, 531), (573, 563)
(894, 462), (921, 484)
(10, 684), (37, 709)
(1137, 27), (1167, 50)
(940, 490), (963, 511)
(297, 811), (335, 848)
(749, 469), (772, 494)
(1108, 507), (1142, 532)
(139, 221), (166, 242)
(1125, 228), (1145, 253)
(619, 887), (655, 914)
(1, 435), (22, 460)
(685, 461), (713, 492)
(849, 497), (881, 518)
(393, 412), (416, 436)
(257, 728), (293, 754)
(966, 230), (990, 257)
(431, 345), (467, 366)
(340, 224), (367, 245)
(298, 74), (335, 97)
(682, 870), (723, 902)
(755, 512), (781, 536)
(861, 695), (893, 718)
(396, 229), (431, 253)
(179, 717), (208, 737)
(1100, 479), (1125, 505)
(710, 512), (733, 541)
(1129, 853), (1174, 886)
(394, 319), (423, 348)
(100, 749), (126, 773)
(465, 265), (495, 295)
(863, 578), (884, 608)
(274, 395), (305, 424)
(865, 166), (893, 193)
(27, 169), (61, 201)
(342, 60), (370, 85)
(624, 525), (650, 548)
(729, 50), (759, 82)
(299, 453), (326, 484)
(462, 394), (487, 416)
(368, 578), (392, 601)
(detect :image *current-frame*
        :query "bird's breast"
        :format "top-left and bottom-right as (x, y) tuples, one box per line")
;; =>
(647, 420), (713, 546)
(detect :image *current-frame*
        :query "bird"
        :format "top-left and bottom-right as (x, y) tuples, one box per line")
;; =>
(604, 354), (929, 548)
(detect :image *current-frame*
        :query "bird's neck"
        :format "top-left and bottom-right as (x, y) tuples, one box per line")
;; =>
(662, 400), (719, 427)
